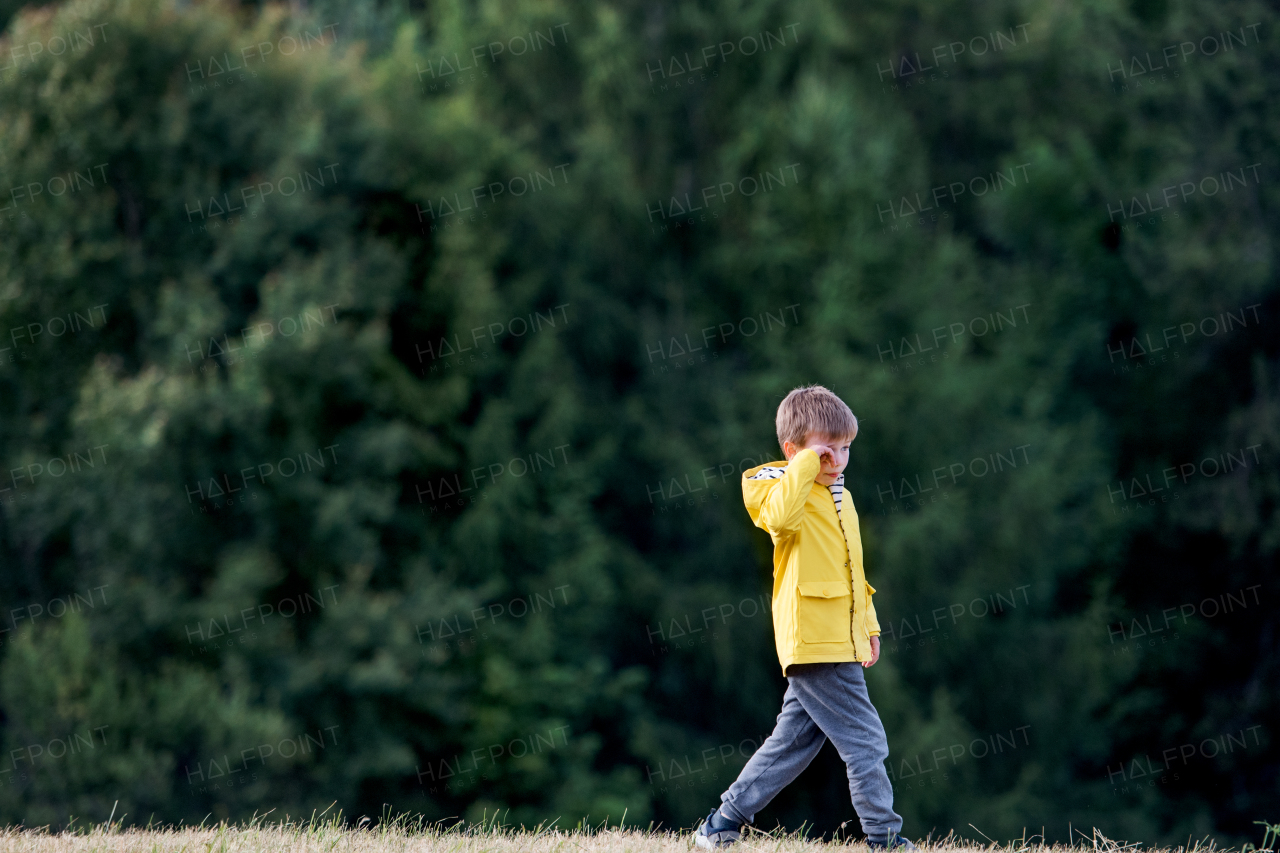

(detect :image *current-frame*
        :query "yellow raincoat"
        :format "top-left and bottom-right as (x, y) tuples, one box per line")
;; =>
(742, 448), (881, 676)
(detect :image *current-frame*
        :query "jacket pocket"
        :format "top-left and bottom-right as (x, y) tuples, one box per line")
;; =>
(797, 581), (852, 644)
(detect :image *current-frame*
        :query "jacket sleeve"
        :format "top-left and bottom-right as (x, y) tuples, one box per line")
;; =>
(756, 449), (820, 537)
(865, 589), (881, 637)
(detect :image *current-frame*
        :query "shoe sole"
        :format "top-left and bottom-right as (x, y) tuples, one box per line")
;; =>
(695, 827), (741, 849)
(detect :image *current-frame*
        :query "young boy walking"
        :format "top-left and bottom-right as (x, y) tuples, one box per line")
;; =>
(695, 385), (914, 850)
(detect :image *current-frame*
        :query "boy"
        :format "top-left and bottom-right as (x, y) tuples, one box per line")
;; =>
(695, 385), (914, 850)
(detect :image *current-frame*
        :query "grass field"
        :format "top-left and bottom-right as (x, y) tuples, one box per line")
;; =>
(3, 807), (1273, 853)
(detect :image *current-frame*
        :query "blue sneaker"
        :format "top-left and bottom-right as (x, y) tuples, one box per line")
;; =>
(867, 832), (917, 851)
(694, 806), (746, 849)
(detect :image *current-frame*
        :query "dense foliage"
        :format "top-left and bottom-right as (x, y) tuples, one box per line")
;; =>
(0, 0), (1275, 843)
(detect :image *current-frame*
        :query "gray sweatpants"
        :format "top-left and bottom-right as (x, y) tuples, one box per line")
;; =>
(718, 662), (902, 837)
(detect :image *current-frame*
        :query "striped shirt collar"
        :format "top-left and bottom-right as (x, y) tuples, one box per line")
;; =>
(828, 473), (844, 520)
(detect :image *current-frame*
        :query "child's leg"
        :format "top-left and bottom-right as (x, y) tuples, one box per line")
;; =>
(786, 662), (902, 838)
(718, 675), (827, 826)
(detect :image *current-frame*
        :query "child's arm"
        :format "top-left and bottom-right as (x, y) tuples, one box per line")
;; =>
(865, 589), (882, 637)
(757, 448), (821, 536)
(862, 585), (881, 667)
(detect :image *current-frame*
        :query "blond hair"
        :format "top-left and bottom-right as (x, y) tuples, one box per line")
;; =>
(775, 385), (858, 451)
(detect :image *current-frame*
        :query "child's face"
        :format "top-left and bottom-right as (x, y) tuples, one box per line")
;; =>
(783, 429), (855, 485)
(808, 431), (852, 485)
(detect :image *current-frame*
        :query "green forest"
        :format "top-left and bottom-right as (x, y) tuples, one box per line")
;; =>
(0, 0), (1275, 844)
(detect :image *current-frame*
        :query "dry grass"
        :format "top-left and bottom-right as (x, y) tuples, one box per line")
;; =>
(0, 806), (1264, 853)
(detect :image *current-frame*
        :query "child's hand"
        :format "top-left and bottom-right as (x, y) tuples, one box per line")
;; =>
(862, 635), (881, 668)
(804, 442), (835, 467)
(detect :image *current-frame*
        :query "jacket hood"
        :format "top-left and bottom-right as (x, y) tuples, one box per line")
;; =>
(741, 459), (789, 525)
